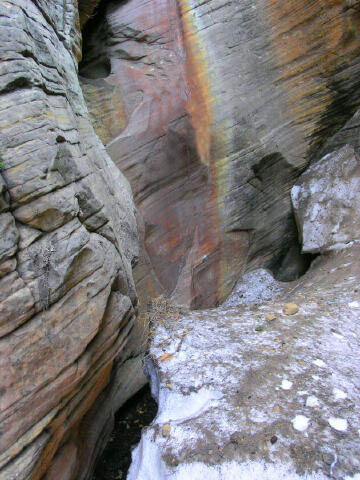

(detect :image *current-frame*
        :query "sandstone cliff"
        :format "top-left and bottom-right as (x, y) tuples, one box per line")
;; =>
(0, 1), (145, 479)
(80, 0), (360, 309)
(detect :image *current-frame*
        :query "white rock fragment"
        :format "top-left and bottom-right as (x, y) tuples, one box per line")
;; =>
(281, 380), (293, 390)
(292, 415), (310, 432)
(313, 359), (326, 368)
(348, 301), (360, 308)
(328, 417), (348, 432)
(306, 396), (320, 407)
(333, 388), (347, 401)
(298, 391), (308, 396)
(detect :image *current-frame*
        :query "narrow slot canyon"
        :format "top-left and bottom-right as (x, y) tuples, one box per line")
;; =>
(1, 0), (360, 479)
(82, 0), (360, 478)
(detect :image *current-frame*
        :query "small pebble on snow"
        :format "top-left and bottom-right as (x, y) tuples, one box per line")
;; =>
(333, 388), (347, 401)
(162, 424), (171, 437)
(283, 303), (299, 315)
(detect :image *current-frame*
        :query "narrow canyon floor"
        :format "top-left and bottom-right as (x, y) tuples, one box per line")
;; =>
(92, 386), (157, 480)
(123, 244), (360, 479)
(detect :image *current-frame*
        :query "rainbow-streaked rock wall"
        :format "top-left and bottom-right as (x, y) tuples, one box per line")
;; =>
(80, 0), (360, 308)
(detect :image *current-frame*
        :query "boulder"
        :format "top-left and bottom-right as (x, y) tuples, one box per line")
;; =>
(292, 145), (360, 253)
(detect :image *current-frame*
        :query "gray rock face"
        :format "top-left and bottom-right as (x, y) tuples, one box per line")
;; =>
(292, 145), (360, 253)
(0, 1), (145, 479)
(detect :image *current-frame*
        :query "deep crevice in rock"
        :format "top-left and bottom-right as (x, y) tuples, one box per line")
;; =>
(92, 384), (157, 480)
(79, 0), (114, 79)
(268, 230), (318, 282)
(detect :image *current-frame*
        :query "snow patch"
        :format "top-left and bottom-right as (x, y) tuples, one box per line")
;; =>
(292, 415), (310, 432)
(224, 269), (284, 307)
(333, 388), (347, 401)
(127, 431), (169, 480)
(156, 388), (223, 424)
(281, 380), (293, 390)
(328, 417), (348, 432)
(348, 301), (360, 308)
(249, 408), (269, 423)
(332, 332), (344, 339)
(312, 359), (326, 368)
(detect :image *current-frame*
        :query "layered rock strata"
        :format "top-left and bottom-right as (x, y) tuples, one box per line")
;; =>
(0, 1), (145, 479)
(80, 0), (360, 309)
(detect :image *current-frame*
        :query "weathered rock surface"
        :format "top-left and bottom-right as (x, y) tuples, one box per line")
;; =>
(80, 0), (360, 308)
(292, 144), (360, 253)
(129, 247), (360, 480)
(0, 1), (145, 478)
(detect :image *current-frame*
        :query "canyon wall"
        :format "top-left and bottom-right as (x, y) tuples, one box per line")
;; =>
(1, 0), (360, 479)
(0, 1), (146, 479)
(80, 0), (360, 309)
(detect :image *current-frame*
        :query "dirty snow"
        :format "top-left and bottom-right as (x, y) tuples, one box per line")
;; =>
(306, 396), (320, 407)
(128, 435), (333, 480)
(156, 388), (222, 424)
(128, 246), (360, 480)
(223, 268), (285, 307)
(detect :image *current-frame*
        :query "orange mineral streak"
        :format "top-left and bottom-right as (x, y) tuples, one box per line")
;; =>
(81, 83), (127, 145)
(266, 0), (360, 146)
(178, 1), (243, 306)
(32, 363), (112, 480)
(180, 0), (213, 167)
